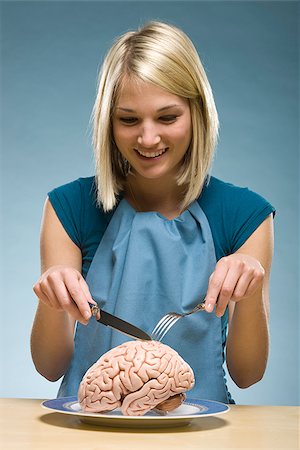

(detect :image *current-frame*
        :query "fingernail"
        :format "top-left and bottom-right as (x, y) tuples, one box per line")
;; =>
(83, 311), (90, 320)
(206, 303), (214, 312)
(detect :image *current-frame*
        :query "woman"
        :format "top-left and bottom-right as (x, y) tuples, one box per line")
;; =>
(31, 21), (274, 403)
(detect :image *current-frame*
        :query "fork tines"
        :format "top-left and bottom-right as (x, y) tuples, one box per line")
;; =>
(151, 314), (181, 342)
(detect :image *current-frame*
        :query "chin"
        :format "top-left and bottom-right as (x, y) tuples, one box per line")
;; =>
(132, 166), (176, 181)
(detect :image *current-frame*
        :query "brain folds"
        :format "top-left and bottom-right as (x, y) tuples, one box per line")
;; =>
(78, 340), (194, 416)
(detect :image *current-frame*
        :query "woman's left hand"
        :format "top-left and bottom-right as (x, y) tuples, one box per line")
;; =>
(205, 253), (265, 317)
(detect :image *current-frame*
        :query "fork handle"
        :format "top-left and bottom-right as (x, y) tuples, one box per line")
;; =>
(191, 302), (206, 313)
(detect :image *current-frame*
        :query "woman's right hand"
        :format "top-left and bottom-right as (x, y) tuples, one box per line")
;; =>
(33, 265), (96, 325)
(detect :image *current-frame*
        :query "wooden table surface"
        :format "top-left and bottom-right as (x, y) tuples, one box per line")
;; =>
(0, 398), (298, 449)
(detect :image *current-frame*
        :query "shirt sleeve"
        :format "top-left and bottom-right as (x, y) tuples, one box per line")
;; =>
(47, 177), (112, 278)
(199, 177), (275, 260)
(48, 179), (84, 248)
(224, 184), (275, 254)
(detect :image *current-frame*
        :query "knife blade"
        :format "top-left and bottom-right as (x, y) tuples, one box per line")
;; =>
(89, 304), (152, 341)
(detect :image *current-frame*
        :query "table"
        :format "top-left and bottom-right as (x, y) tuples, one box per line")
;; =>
(0, 398), (298, 449)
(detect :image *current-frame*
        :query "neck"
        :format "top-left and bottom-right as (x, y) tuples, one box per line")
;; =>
(126, 174), (186, 218)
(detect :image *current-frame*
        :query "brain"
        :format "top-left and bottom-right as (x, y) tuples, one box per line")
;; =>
(78, 340), (195, 416)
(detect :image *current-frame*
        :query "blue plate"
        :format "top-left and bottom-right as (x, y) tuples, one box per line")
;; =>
(42, 396), (230, 428)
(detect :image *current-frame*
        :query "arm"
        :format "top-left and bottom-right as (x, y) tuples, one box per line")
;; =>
(205, 214), (274, 388)
(226, 215), (273, 387)
(30, 198), (95, 382)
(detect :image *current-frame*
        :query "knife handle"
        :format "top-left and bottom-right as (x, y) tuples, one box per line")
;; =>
(89, 303), (100, 317)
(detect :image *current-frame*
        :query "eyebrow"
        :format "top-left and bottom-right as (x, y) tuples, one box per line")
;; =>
(116, 104), (182, 113)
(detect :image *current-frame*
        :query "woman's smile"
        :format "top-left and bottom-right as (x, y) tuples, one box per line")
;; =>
(134, 147), (168, 159)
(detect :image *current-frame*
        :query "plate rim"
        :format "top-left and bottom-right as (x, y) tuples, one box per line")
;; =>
(41, 396), (230, 420)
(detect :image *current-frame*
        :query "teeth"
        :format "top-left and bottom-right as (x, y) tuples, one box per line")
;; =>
(136, 148), (167, 158)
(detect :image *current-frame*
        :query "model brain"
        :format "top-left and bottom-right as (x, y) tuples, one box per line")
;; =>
(78, 340), (195, 416)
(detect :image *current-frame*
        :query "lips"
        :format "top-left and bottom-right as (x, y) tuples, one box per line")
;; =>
(135, 148), (168, 158)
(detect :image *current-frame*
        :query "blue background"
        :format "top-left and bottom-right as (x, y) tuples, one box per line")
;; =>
(1, 1), (299, 405)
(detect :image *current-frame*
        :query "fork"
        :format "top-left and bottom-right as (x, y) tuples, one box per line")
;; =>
(151, 301), (206, 341)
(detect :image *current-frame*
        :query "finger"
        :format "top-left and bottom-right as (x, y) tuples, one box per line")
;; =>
(231, 270), (254, 300)
(205, 261), (229, 313)
(46, 270), (90, 324)
(212, 257), (255, 317)
(79, 278), (100, 320)
(238, 270), (263, 298)
(215, 268), (240, 317)
(38, 280), (62, 310)
(79, 277), (94, 305)
(63, 271), (92, 321)
(33, 283), (54, 308)
(47, 279), (88, 324)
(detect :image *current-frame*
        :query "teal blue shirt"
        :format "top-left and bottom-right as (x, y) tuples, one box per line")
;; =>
(48, 175), (275, 279)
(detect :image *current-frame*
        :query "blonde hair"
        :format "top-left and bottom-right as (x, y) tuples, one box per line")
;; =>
(92, 21), (219, 211)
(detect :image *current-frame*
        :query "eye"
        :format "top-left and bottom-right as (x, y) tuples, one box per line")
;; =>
(119, 117), (138, 124)
(159, 115), (177, 123)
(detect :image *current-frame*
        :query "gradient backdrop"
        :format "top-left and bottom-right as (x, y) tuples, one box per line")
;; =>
(1, 1), (299, 406)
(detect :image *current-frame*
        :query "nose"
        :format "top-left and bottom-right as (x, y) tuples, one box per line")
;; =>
(137, 123), (161, 148)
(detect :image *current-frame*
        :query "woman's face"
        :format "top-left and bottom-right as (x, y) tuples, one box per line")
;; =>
(112, 78), (192, 181)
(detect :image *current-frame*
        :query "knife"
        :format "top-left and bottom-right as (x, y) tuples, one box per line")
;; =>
(89, 304), (152, 341)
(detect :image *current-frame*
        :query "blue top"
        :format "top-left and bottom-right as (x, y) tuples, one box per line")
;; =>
(48, 176), (275, 277)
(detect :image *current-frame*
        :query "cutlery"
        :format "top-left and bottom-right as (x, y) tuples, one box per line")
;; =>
(151, 302), (206, 341)
(89, 304), (152, 341)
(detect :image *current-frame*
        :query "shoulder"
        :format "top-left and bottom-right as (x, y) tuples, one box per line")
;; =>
(200, 176), (275, 214)
(48, 176), (96, 203)
(198, 176), (275, 258)
(48, 176), (107, 221)
(200, 176), (270, 204)
(47, 177), (110, 248)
